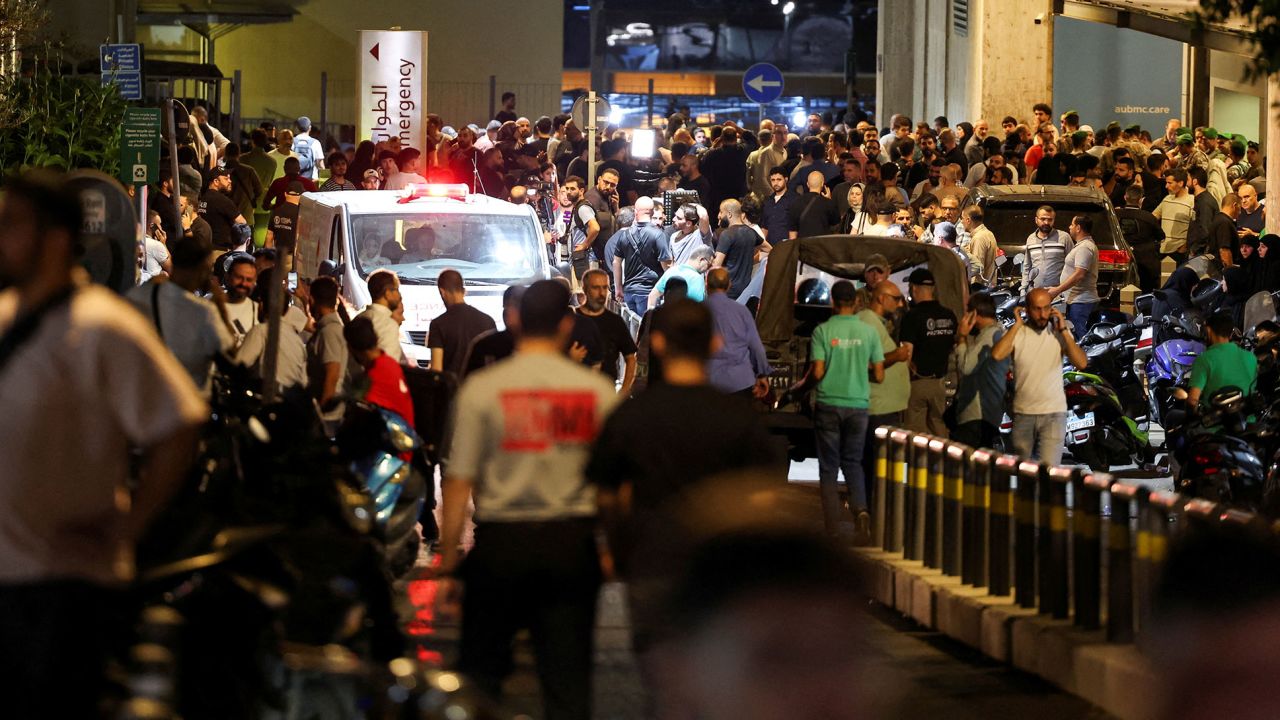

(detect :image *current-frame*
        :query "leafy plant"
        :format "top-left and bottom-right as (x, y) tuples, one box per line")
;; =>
(1194, 0), (1280, 81)
(0, 44), (129, 176)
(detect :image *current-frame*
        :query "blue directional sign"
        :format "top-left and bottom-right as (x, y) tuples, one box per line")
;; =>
(102, 72), (143, 101)
(99, 43), (142, 73)
(742, 62), (784, 105)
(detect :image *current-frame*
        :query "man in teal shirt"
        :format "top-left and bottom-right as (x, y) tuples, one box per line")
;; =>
(789, 280), (884, 538)
(1188, 311), (1257, 408)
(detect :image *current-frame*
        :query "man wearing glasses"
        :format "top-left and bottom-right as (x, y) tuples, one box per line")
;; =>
(856, 280), (914, 507)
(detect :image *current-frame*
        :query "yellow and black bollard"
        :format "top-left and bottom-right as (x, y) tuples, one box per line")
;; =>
(924, 438), (946, 569)
(1015, 460), (1041, 609)
(965, 449), (997, 588)
(1106, 483), (1143, 643)
(873, 426), (891, 550)
(942, 443), (968, 577)
(1073, 472), (1109, 630)
(905, 434), (932, 561)
(989, 454), (1019, 596)
(1042, 467), (1073, 619)
(889, 429), (911, 553)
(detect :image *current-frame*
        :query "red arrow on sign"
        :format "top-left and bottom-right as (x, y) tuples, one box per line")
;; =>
(370, 43), (380, 60)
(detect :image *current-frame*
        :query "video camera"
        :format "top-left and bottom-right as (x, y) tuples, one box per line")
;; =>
(662, 189), (700, 227)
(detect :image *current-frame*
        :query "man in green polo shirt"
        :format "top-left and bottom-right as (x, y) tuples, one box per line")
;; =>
(788, 280), (884, 538)
(1188, 311), (1257, 408)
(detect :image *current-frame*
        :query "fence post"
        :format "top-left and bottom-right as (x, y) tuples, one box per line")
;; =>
(925, 438), (946, 569)
(906, 434), (931, 561)
(488, 75), (497, 122)
(889, 429), (910, 553)
(943, 443), (968, 577)
(1015, 460), (1040, 608)
(990, 454), (1019, 596)
(1138, 491), (1184, 644)
(647, 78), (655, 128)
(1073, 472), (1108, 630)
(1107, 483), (1143, 643)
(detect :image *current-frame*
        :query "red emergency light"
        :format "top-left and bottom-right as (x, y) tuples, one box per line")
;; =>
(398, 183), (469, 204)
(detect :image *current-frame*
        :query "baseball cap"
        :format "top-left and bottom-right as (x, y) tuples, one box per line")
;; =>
(441, 125), (457, 139)
(907, 268), (936, 287)
(1125, 124), (1142, 134)
(467, 123), (482, 134)
(286, 180), (305, 195)
(864, 253), (889, 274)
(1203, 128), (1219, 139)
(486, 120), (501, 131)
(208, 167), (230, 180)
(363, 169), (380, 181)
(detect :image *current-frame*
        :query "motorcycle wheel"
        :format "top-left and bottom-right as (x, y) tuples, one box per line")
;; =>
(1071, 437), (1109, 472)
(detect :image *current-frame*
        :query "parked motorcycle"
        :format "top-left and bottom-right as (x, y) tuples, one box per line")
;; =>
(1166, 387), (1269, 512)
(1062, 369), (1151, 471)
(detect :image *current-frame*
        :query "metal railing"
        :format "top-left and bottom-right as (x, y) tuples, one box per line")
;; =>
(869, 426), (1272, 642)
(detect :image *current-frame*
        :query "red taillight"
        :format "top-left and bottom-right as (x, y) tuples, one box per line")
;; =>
(1098, 249), (1131, 266)
(1137, 337), (1152, 349)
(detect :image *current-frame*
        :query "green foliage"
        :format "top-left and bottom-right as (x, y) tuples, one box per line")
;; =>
(1194, 0), (1280, 81)
(0, 49), (129, 176)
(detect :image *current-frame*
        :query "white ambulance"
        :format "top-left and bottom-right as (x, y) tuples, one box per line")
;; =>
(295, 184), (552, 367)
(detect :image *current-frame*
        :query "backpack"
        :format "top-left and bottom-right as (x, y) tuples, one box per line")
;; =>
(293, 134), (316, 176)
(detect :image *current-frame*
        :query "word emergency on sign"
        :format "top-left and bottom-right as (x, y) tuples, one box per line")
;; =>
(358, 30), (428, 153)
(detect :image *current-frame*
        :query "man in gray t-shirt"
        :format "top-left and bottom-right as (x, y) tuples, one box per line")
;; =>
(1023, 205), (1074, 291)
(437, 280), (619, 718)
(1050, 215), (1100, 341)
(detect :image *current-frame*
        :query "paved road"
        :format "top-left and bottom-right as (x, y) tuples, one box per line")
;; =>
(409, 472), (1112, 719)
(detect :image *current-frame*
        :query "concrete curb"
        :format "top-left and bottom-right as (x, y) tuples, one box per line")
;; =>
(852, 548), (1159, 720)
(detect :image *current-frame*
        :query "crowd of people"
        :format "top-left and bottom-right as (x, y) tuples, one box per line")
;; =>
(2, 87), (1276, 718)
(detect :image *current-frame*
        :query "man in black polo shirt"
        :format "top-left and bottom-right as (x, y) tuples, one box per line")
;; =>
(579, 269), (638, 395)
(198, 167), (248, 251)
(266, 181), (302, 270)
(428, 269), (497, 378)
(898, 268), (957, 437)
(612, 197), (672, 315)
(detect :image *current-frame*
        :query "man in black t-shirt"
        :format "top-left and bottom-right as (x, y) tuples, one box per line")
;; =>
(427, 269), (497, 378)
(788, 170), (840, 240)
(713, 199), (767, 301)
(1115, 184), (1164, 290)
(266, 180), (302, 258)
(461, 285), (523, 378)
(699, 126), (750, 214)
(678, 153), (711, 201)
(612, 197), (673, 315)
(578, 269), (638, 395)
(898, 268), (957, 438)
(198, 168), (247, 250)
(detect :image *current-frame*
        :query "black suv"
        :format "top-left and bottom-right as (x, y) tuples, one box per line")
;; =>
(963, 185), (1138, 301)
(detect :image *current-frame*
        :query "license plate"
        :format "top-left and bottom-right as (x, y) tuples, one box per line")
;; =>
(1066, 412), (1096, 431)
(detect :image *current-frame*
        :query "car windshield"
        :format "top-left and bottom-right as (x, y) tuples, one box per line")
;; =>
(351, 212), (542, 285)
(981, 203), (1117, 249)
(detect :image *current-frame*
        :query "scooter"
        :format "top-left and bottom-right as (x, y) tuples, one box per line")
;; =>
(1062, 369), (1151, 471)
(1140, 307), (1207, 438)
(1166, 387), (1268, 511)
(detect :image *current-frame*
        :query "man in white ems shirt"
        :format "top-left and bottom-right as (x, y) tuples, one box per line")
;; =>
(438, 279), (619, 719)
(990, 287), (1087, 466)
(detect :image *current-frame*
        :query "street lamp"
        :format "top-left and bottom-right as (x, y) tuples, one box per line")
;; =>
(782, 1), (795, 15)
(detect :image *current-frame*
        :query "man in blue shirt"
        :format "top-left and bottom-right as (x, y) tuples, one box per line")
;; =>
(649, 245), (712, 306)
(760, 167), (797, 244)
(704, 268), (771, 397)
(788, 280), (885, 538)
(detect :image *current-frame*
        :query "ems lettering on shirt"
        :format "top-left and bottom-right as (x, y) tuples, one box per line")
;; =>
(500, 390), (599, 451)
(925, 316), (955, 336)
(831, 337), (867, 348)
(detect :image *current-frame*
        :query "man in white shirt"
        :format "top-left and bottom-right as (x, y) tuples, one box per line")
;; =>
(292, 116), (326, 180)
(383, 148), (428, 191)
(0, 170), (206, 716)
(990, 288), (1087, 466)
(128, 231), (234, 392)
(221, 253), (259, 344)
(356, 269), (405, 363)
(236, 269), (309, 392)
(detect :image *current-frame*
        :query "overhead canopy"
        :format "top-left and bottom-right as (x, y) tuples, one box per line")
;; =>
(137, 1), (297, 29)
(1056, 0), (1253, 56)
(757, 236), (970, 344)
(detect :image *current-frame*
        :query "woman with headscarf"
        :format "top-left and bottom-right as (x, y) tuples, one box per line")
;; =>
(1220, 266), (1254, 330)
(1258, 234), (1280, 293)
(1238, 234), (1264, 295)
(840, 183), (870, 234)
(1153, 265), (1199, 344)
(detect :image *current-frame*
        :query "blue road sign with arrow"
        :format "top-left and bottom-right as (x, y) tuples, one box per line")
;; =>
(742, 62), (784, 105)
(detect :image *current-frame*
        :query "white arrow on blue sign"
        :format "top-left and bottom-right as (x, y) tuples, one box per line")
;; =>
(742, 62), (784, 105)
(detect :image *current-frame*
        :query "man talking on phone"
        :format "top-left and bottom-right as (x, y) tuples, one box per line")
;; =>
(990, 288), (1087, 466)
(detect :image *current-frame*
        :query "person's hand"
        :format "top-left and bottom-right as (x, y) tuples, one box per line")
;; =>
(957, 309), (977, 338)
(1133, 173), (1143, 188)
(153, 226), (167, 244)
(1013, 307), (1026, 327)
(615, 290), (624, 304)
(752, 377), (771, 400)
(900, 341), (914, 360)
(434, 577), (463, 624)
(1049, 307), (1067, 334)
(569, 341), (589, 363)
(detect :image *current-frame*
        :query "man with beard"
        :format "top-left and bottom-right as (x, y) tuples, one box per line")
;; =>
(991, 288), (1088, 466)
(221, 253), (258, 345)
(355, 269), (406, 364)
(578, 269), (637, 396)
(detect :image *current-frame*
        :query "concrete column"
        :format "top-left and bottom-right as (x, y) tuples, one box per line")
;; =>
(1267, 74), (1279, 234)
(967, 0), (1054, 126)
(877, 0), (918, 125)
(1188, 46), (1211, 129)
